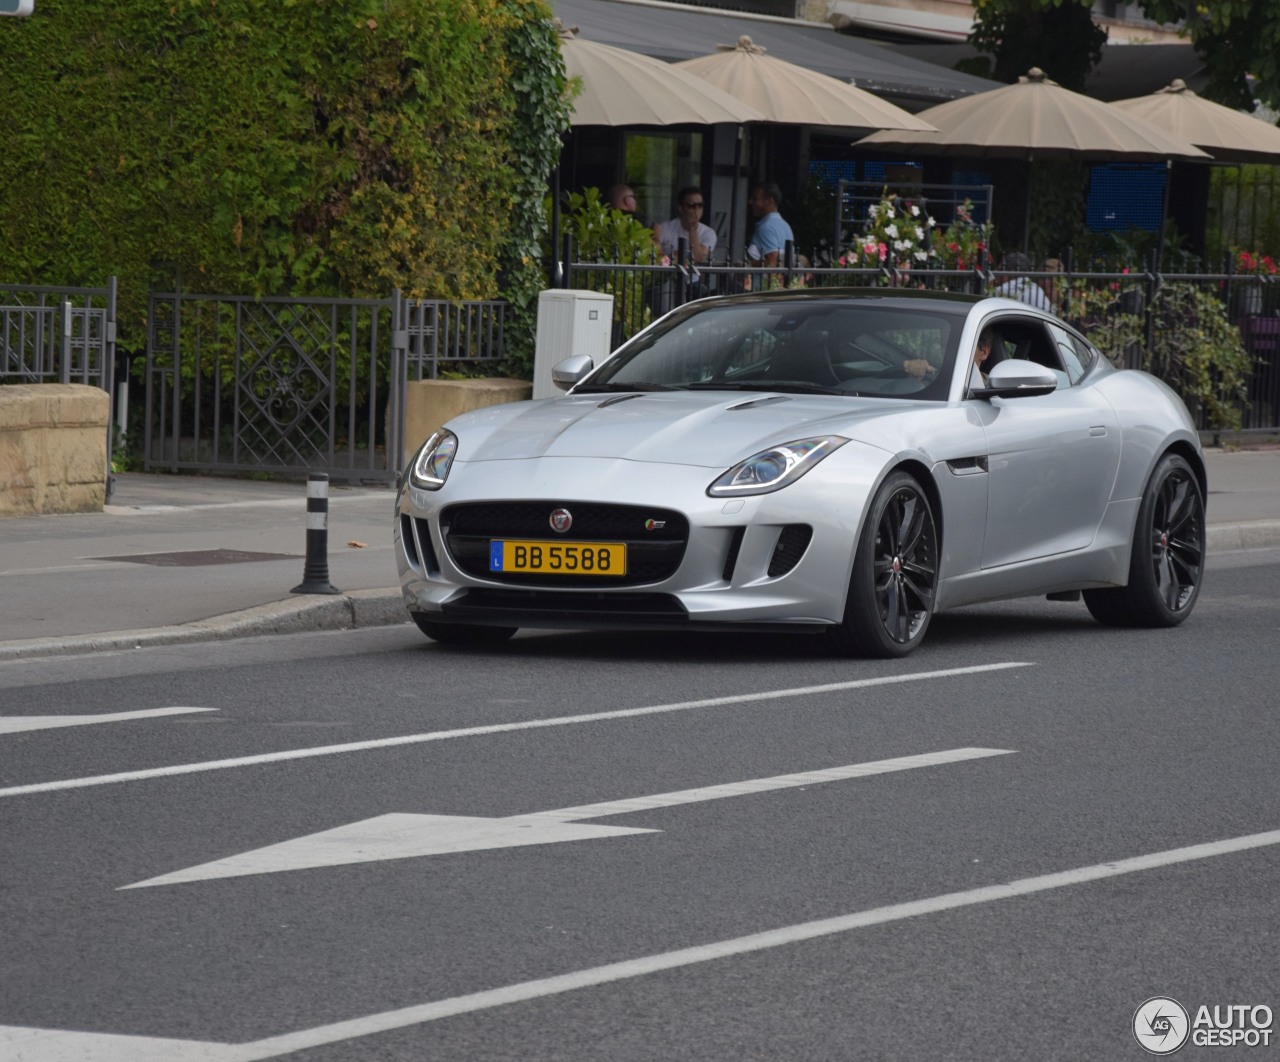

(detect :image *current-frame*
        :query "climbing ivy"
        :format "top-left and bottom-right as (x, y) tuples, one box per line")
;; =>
(0, 0), (570, 371)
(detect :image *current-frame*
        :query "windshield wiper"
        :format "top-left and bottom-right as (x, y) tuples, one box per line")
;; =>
(573, 382), (679, 393)
(682, 381), (858, 397)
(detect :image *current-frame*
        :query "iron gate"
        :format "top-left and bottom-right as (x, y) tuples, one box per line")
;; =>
(144, 291), (507, 483)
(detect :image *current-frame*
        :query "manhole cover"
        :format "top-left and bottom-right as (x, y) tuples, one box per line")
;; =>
(95, 549), (301, 567)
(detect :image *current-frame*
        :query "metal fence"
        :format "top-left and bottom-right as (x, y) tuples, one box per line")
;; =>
(564, 250), (1280, 432)
(144, 291), (508, 483)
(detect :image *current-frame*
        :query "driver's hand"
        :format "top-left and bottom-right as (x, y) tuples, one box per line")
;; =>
(902, 358), (933, 379)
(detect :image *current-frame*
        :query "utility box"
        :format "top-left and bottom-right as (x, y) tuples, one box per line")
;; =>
(533, 289), (613, 399)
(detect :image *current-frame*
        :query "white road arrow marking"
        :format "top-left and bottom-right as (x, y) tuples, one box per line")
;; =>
(0, 1023), (240, 1060)
(121, 748), (1013, 889)
(0, 707), (216, 735)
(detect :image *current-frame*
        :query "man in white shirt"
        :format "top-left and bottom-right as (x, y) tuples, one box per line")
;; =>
(653, 186), (716, 264)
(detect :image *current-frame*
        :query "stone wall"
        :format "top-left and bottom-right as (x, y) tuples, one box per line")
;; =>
(402, 377), (532, 458)
(0, 384), (110, 516)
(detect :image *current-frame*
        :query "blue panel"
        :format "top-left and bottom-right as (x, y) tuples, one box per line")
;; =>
(863, 160), (922, 183)
(1087, 163), (1166, 233)
(951, 170), (992, 223)
(808, 160), (857, 185)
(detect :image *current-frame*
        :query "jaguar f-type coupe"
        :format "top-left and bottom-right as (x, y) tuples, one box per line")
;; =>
(394, 289), (1206, 656)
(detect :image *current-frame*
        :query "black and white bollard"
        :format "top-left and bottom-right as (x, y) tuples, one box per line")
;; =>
(291, 472), (341, 595)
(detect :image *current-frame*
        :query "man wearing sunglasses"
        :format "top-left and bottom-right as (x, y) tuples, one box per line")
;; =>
(653, 186), (717, 265)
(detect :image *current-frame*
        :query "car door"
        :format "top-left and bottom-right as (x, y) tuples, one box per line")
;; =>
(974, 316), (1122, 568)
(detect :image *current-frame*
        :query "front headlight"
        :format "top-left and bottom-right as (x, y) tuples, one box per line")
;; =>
(410, 430), (459, 490)
(708, 436), (848, 497)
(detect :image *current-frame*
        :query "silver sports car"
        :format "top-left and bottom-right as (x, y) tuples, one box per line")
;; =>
(394, 289), (1206, 656)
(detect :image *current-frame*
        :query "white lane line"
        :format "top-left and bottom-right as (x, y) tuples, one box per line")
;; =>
(0, 663), (1032, 798)
(163, 825), (1280, 1061)
(0, 707), (217, 735)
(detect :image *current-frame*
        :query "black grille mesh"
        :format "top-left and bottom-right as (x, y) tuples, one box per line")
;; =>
(441, 502), (688, 587)
(768, 525), (813, 578)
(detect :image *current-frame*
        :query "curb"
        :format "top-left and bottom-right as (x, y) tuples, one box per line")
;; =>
(2, 522), (1278, 663)
(0, 588), (407, 663)
(1206, 519), (1280, 553)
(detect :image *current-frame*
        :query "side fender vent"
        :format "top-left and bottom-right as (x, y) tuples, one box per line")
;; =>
(768, 524), (813, 578)
(722, 527), (746, 582)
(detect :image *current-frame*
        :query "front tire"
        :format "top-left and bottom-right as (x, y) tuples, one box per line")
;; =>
(1084, 452), (1204, 628)
(411, 614), (517, 647)
(828, 471), (938, 658)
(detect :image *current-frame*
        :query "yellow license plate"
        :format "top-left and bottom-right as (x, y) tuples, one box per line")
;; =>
(489, 540), (627, 576)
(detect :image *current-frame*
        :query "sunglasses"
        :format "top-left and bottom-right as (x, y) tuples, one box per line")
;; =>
(681, 201), (704, 209)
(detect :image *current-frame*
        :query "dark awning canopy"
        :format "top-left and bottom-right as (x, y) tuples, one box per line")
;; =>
(551, 0), (1001, 106)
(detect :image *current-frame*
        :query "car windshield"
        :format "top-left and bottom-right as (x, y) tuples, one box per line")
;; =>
(578, 297), (966, 399)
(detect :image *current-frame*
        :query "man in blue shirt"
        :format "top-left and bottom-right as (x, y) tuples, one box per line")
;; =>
(746, 181), (794, 268)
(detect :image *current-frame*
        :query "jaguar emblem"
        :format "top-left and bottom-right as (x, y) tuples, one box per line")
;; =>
(549, 508), (573, 533)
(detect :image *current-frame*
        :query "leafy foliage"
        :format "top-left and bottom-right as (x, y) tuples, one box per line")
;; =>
(0, 0), (569, 373)
(557, 188), (659, 337)
(966, 0), (1105, 90)
(1063, 275), (1252, 430)
(935, 199), (992, 270)
(972, 0), (1280, 111)
(1140, 0), (1280, 110)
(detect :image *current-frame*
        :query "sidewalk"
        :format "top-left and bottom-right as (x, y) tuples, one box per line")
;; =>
(2, 449), (1279, 662)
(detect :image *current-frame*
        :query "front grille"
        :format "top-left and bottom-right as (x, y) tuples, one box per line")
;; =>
(441, 501), (689, 587)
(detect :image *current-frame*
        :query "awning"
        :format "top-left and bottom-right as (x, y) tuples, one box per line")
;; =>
(551, 0), (1000, 104)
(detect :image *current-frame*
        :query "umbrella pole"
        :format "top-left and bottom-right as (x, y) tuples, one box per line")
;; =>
(550, 142), (564, 288)
(1023, 157), (1033, 255)
(1156, 160), (1171, 272)
(729, 125), (743, 263)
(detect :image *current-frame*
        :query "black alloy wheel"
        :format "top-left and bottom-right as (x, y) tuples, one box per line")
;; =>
(830, 471), (938, 657)
(1084, 452), (1205, 627)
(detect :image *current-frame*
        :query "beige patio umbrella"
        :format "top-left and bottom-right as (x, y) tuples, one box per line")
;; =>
(551, 23), (763, 282)
(1112, 79), (1280, 164)
(675, 36), (937, 132)
(558, 23), (764, 127)
(856, 68), (1209, 251)
(857, 68), (1208, 160)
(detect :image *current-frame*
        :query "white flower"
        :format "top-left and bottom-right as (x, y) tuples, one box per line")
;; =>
(915, 226), (924, 240)
(894, 238), (911, 251)
(868, 204), (880, 218)
(913, 249), (929, 262)
(927, 217), (937, 228)
(885, 223), (899, 239)
(910, 204), (920, 217)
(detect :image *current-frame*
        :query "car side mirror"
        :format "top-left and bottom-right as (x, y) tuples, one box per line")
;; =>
(552, 355), (595, 391)
(974, 358), (1058, 399)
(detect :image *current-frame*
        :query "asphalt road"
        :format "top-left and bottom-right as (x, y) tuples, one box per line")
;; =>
(2, 548), (1279, 1061)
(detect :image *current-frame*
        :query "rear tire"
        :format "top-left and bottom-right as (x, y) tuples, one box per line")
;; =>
(1084, 453), (1204, 628)
(411, 614), (517, 646)
(828, 471), (938, 658)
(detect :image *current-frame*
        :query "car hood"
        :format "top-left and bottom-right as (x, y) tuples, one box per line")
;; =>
(450, 391), (908, 468)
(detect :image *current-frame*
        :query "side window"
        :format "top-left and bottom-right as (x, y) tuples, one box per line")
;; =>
(1046, 323), (1089, 384)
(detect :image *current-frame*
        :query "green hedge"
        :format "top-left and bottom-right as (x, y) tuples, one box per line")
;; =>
(0, 0), (569, 371)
